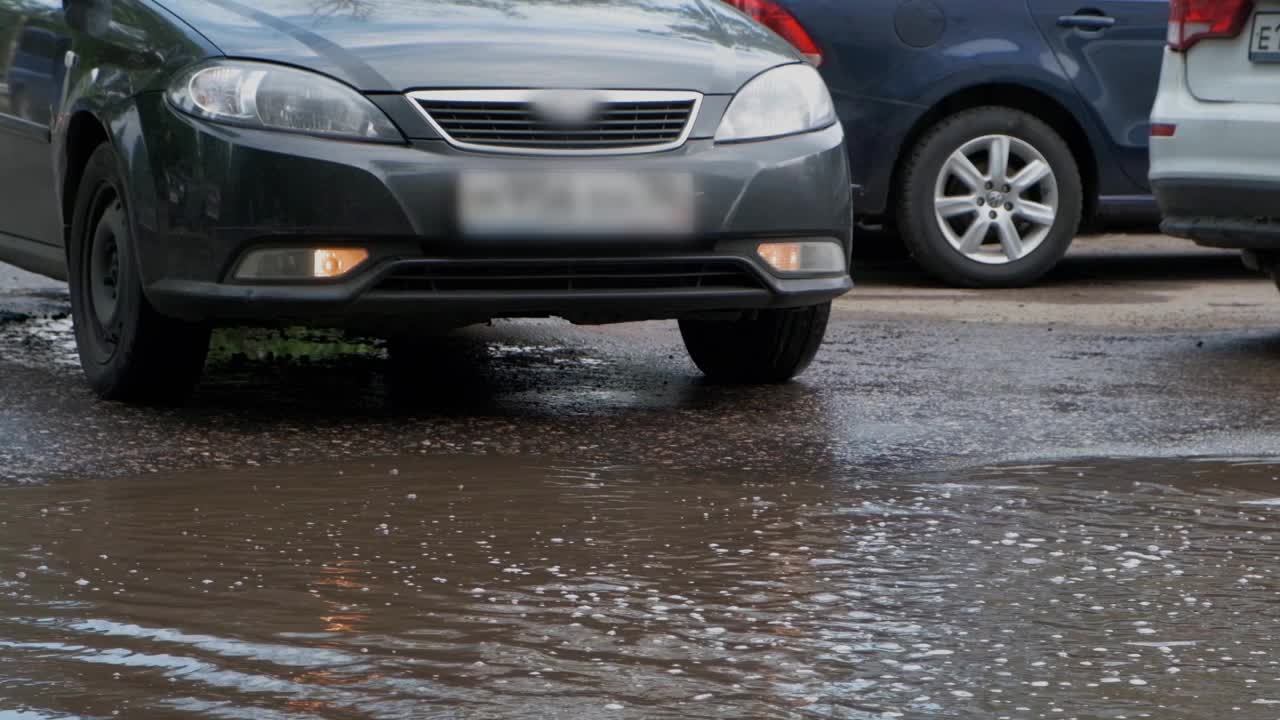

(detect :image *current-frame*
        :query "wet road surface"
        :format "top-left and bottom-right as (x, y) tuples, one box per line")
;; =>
(5, 235), (1280, 717)
(4, 236), (1280, 482)
(5, 456), (1280, 718)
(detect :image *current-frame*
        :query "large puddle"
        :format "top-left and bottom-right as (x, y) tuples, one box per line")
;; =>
(3, 456), (1280, 718)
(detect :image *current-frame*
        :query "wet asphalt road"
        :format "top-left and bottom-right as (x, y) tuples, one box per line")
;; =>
(6, 235), (1280, 718)
(1, 234), (1279, 481)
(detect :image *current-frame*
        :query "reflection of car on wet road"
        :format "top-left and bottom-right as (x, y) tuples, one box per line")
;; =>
(730, 0), (1168, 287)
(1151, 0), (1280, 292)
(0, 0), (853, 403)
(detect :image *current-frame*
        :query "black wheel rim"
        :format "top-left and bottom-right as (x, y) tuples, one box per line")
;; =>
(83, 186), (126, 356)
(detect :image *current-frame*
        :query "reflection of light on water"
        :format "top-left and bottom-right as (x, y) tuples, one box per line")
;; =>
(319, 613), (364, 634)
(0, 316), (79, 368)
(487, 342), (606, 367)
(12, 458), (1280, 716)
(488, 343), (567, 355)
(315, 563), (370, 634)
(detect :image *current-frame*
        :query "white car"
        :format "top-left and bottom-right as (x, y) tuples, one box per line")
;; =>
(1150, 0), (1280, 278)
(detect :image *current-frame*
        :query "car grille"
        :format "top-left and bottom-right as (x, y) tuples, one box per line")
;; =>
(407, 90), (701, 154)
(375, 259), (763, 294)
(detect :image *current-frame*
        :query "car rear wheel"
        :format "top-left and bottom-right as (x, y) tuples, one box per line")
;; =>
(679, 303), (830, 384)
(69, 143), (210, 403)
(897, 106), (1083, 288)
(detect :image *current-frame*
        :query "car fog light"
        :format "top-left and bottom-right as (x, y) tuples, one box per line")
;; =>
(757, 241), (845, 274)
(234, 247), (369, 281)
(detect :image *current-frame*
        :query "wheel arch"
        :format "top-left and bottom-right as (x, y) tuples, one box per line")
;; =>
(57, 96), (169, 294)
(889, 83), (1100, 227)
(61, 110), (113, 252)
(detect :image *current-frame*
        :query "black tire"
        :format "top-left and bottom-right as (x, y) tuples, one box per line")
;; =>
(69, 143), (210, 403)
(896, 106), (1083, 288)
(679, 303), (830, 384)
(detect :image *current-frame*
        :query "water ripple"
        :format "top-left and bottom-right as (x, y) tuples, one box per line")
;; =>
(0, 456), (1279, 717)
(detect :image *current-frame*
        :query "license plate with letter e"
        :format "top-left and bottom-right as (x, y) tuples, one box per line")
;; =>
(1250, 13), (1280, 62)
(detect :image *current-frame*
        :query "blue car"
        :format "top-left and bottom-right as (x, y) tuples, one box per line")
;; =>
(726, 0), (1168, 287)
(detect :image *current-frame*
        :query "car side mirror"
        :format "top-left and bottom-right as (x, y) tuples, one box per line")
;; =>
(64, 0), (112, 37)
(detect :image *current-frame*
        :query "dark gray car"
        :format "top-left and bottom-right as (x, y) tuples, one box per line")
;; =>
(0, 0), (852, 402)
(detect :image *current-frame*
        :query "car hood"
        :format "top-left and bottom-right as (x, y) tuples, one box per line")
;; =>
(156, 0), (799, 94)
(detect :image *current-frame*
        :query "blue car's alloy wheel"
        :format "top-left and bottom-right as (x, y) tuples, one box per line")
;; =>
(933, 134), (1059, 265)
(897, 106), (1083, 288)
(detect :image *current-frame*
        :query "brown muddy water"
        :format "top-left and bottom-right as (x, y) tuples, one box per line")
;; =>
(3, 457), (1280, 719)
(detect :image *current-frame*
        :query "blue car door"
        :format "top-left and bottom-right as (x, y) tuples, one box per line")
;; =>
(1025, 0), (1169, 192)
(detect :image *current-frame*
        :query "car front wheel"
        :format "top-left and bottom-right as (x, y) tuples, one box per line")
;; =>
(69, 143), (210, 403)
(897, 106), (1083, 288)
(679, 302), (830, 384)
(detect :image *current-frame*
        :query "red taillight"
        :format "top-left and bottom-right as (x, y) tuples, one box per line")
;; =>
(1168, 0), (1254, 51)
(1150, 123), (1177, 137)
(724, 0), (823, 66)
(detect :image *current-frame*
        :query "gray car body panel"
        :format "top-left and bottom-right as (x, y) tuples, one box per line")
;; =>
(0, 0), (852, 328)
(136, 90), (851, 325)
(151, 0), (803, 94)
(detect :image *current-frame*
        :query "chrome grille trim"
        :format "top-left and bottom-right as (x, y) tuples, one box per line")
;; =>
(406, 89), (703, 156)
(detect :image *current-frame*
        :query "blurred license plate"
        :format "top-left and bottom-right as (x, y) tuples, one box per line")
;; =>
(458, 171), (694, 237)
(1250, 13), (1280, 62)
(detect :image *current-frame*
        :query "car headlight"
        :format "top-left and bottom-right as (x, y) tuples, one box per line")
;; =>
(167, 60), (403, 142)
(715, 64), (836, 143)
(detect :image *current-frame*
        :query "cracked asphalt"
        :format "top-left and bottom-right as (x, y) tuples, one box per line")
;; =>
(2, 233), (1277, 483)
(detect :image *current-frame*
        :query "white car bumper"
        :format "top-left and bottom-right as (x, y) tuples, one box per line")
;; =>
(1151, 48), (1280, 247)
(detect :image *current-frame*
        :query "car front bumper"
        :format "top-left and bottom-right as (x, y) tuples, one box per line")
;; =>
(128, 94), (853, 328)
